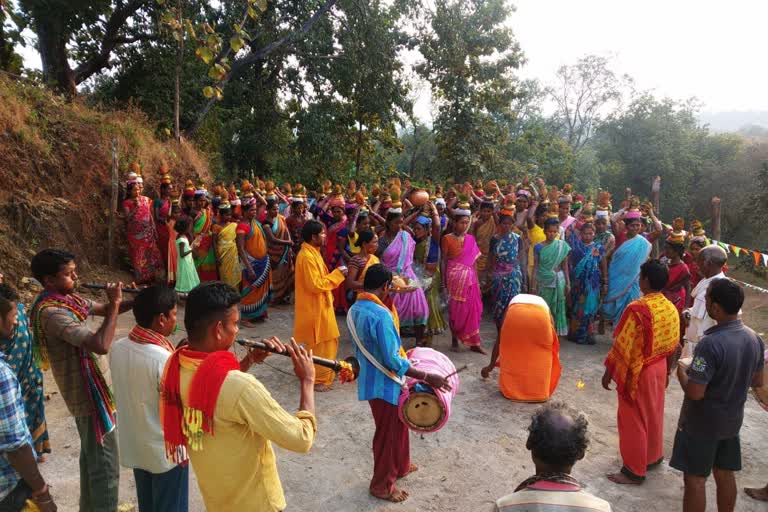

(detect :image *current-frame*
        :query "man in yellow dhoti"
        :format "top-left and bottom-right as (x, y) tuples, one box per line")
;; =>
(293, 220), (348, 391)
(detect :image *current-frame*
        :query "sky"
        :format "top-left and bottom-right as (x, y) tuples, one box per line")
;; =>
(413, 0), (768, 122)
(17, 0), (768, 123)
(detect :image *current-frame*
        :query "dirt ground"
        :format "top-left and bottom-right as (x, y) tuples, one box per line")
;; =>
(38, 287), (768, 512)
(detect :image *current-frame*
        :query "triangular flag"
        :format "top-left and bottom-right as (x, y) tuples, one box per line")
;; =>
(763, 253), (768, 267)
(730, 245), (741, 257)
(718, 241), (729, 252)
(706, 238), (712, 245)
(754, 251), (762, 266)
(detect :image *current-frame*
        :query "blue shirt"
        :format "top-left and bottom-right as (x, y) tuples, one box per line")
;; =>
(349, 299), (410, 405)
(0, 354), (34, 500)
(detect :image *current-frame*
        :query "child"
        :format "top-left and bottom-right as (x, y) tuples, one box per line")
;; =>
(174, 216), (200, 293)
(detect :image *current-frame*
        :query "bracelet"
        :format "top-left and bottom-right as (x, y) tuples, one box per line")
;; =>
(31, 484), (49, 498)
(34, 498), (53, 505)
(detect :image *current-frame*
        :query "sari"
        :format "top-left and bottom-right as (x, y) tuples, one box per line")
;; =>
(414, 236), (446, 336)
(267, 214), (294, 303)
(568, 234), (606, 343)
(323, 213), (349, 313)
(0, 304), (50, 455)
(381, 231), (429, 329)
(443, 234), (483, 347)
(474, 218), (497, 294)
(124, 196), (163, 283)
(166, 218), (178, 284)
(527, 224), (546, 282)
(602, 235), (652, 325)
(238, 219), (272, 321)
(193, 209), (219, 282)
(213, 222), (241, 290)
(154, 198), (171, 272)
(663, 261), (690, 339)
(491, 232), (523, 326)
(535, 240), (571, 336)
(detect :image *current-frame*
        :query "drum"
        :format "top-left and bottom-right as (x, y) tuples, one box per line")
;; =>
(752, 350), (768, 413)
(398, 347), (460, 433)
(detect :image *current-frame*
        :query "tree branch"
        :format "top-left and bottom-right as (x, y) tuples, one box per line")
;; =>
(73, 0), (151, 84)
(186, 0), (338, 136)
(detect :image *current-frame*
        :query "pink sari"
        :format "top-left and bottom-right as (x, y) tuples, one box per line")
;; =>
(445, 234), (482, 346)
(382, 231), (429, 328)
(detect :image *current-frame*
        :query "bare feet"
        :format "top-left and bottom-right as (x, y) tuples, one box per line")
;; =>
(314, 384), (333, 392)
(606, 472), (642, 485)
(470, 345), (487, 355)
(399, 463), (419, 479)
(745, 486), (768, 501)
(371, 488), (409, 502)
(37, 454), (46, 463)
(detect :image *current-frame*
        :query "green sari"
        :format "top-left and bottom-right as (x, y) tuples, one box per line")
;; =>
(536, 239), (571, 335)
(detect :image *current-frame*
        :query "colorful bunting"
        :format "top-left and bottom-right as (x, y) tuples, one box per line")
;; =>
(754, 251), (762, 266)
(763, 254), (768, 267)
(730, 245), (741, 257)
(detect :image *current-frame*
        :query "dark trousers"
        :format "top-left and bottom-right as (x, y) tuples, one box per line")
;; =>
(134, 465), (189, 512)
(0, 480), (31, 512)
(368, 399), (410, 496)
(74, 415), (120, 512)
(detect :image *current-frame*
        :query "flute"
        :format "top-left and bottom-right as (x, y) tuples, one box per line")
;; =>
(235, 338), (360, 381)
(80, 282), (189, 299)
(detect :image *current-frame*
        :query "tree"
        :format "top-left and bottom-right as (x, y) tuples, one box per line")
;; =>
(0, 4), (23, 74)
(415, 0), (523, 181)
(548, 54), (632, 152)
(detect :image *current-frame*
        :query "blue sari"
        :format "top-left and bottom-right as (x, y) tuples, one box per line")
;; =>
(568, 233), (605, 343)
(491, 232), (523, 326)
(1, 304), (50, 455)
(601, 235), (651, 324)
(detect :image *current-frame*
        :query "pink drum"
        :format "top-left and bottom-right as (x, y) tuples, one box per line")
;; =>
(398, 347), (460, 433)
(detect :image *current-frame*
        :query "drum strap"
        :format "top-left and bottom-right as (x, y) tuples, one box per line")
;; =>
(347, 313), (407, 388)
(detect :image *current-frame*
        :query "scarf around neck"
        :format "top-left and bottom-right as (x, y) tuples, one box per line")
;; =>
(160, 347), (240, 462)
(129, 325), (175, 352)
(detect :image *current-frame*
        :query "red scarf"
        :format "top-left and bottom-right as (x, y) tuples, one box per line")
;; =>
(160, 347), (239, 462)
(128, 325), (174, 352)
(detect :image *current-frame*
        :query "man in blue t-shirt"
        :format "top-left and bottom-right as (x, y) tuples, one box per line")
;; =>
(347, 264), (449, 504)
(672, 278), (764, 512)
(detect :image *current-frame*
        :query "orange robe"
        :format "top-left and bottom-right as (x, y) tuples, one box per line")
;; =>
(293, 242), (346, 385)
(605, 292), (679, 479)
(498, 295), (561, 402)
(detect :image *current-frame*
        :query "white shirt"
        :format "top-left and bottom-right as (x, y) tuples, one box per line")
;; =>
(685, 272), (725, 342)
(110, 336), (179, 473)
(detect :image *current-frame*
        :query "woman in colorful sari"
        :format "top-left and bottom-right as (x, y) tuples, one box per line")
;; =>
(601, 212), (652, 325)
(264, 199), (294, 305)
(345, 229), (380, 301)
(152, 181), (174, 275)
(567, 222), (607, 345)
(236, 200), (271, 324)
(378, 212), (429, 346)
(470, 201), (497, 296)
(212, 202), (241, 291)
(532, 217), (571, 336)
(0, 286), (50, 458)
(165, 201), (180, 284)
(488, 214), (523, 329)
(662, 238), (690, 341)
(191, 192), (219, 282)
(412, 207), (447, 343)
(123, 181), (163, 284)
(441, 206), (485, 353)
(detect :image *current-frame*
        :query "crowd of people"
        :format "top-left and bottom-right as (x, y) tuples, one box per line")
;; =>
(0, 168), (764, 512)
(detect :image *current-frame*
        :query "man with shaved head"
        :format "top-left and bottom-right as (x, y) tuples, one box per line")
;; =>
(493, 402), (612, 511)
(684, 245), (728, 349)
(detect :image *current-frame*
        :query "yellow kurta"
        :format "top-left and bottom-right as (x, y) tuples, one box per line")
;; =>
(293, 242), (346, 384)
(180, 363), (316, 512)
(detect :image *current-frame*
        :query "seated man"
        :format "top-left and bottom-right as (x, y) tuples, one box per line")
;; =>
(482, 294), (561, 402)
(494, 402), (612, 511)
(160, 282), (318, 512)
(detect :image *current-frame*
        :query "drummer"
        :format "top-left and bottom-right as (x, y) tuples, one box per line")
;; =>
(347, 263), (450, 503)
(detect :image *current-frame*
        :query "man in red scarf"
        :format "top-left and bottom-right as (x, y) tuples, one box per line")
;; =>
(160, 282), (317, 512)
(110, 285), (188, 511)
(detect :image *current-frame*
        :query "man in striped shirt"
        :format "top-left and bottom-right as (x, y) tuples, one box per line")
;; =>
(348, 264), (449, 504)
(494, 402), (611, 511)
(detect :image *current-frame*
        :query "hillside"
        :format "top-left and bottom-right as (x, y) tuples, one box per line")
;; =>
(0, 75), (211, 285)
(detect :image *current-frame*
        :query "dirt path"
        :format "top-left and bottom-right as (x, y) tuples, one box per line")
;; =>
(39, 289), (768, 511)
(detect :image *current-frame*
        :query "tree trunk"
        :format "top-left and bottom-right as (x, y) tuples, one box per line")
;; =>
(711, 197), (721, 242)
(173, 0), (184, 141)
(354, 119), (363, 178)
(35, 15), (76, 97)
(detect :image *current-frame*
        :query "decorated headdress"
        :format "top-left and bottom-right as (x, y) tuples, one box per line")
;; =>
(328, 184), (345, 209)
(454, 194), (472, 217)
(292, 184), (307, 203)
(218, 199), (232, 211)
(624, 197), (642, 220)
(241, 180), (255, 199)
(389, 185), (402, 212)
(159, 162), (172, 185)
(500, 195), (517, 217)
(580, 206), (595, 223)
(355, 186), (368, 206)
(264, 180), (277, 201)
(281, 182), (292, 195)
(597, 190), (612, 212)
(689, 220), (705, 237)
(183, 179), (196, 198)
(667, 217), (686, 244)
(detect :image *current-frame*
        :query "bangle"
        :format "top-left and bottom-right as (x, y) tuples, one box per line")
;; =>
(31, 484), (49, 498)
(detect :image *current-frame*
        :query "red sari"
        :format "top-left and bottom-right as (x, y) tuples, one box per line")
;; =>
(124, 196), (163, 283)
(154, 198), (171, 272)
(663, 261), (690, 339)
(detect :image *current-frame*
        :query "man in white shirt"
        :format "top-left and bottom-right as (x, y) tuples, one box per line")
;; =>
(110, 286), (188, 512)
(684, 246), (727, 346)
